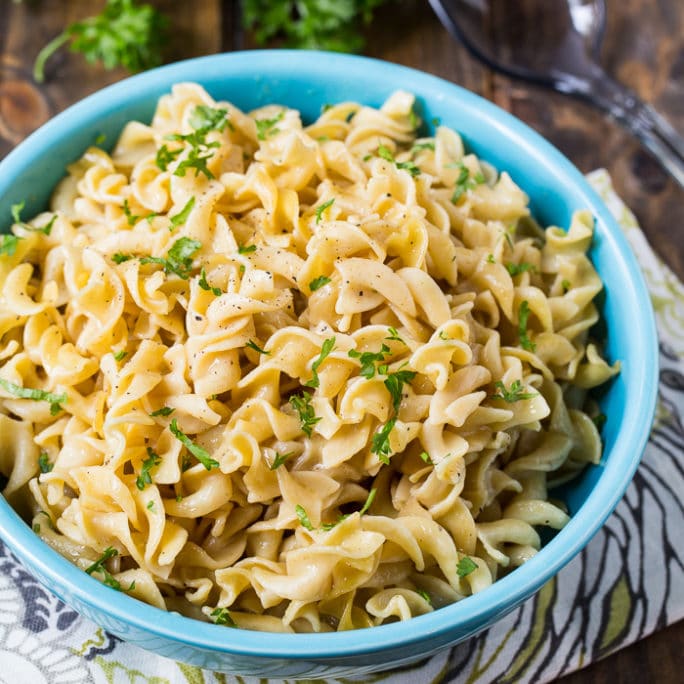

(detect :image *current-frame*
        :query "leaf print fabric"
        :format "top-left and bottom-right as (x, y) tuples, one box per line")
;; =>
(0, 169), (681, 682)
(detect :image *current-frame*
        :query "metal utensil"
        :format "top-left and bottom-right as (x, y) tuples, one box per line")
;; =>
(428, 0), (684, 186)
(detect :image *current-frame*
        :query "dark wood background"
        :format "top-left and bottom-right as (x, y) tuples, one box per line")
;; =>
(0, 1), (682, 681)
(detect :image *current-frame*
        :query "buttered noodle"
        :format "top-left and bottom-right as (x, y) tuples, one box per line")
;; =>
(0, 85), (618, 632)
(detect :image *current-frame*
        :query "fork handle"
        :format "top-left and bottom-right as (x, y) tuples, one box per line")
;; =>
(579, 68), (684, 187)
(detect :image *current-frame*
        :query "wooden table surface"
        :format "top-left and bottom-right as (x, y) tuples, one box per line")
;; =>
(1, 1), (682, 681)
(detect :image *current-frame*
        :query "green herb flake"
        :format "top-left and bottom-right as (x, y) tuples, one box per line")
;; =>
(189, 105), (232, 132)
(211, 607), (237, 627)
(309, 275), (332, 291)
(411, 141), (435, 154)
(289, 391), (321, 437)
(419, 451), (432, 464)
(561, 279), (571, 293)
(486, 254), (496, 264)
(173, 147), (215, 179)
(315, 198), (335, 224)
(0, 234), (21, 257)
(122, 199), (140, 226)
(140, 237), (201, 279)
(371, 416), (396, 464)
(518, 300), (536, 352)
(85, 546), (121, 591)
(348, 343), (390, 379)
(491, 379), (537, 403)
(155, 144), (182, 171)
(112, 252), (133, 264)
(0, 377), (66, 415)
(450, 161), (485, 203)
(255, 112), (284, 141)
(38, 451), (53, 473)
(128, 580), (136, 591)
(146, 500), (156, 511)
(384, 368), (416, 412)
(33, 523), (41, 533)
(170, 418), (219, 470)
(303, 336), (336, 388)
(169, 196), (195, 230)
(295, 504), (315, 530)
(377, 144), (420, 176)
(358, 487), (377, 515)
(150, 406), (174, 417)
(198, 267), (221, 296)
(270, 451), (295, 470)
(136, 446), (161, 490)
(385, 327), (404, 343)
(505, 261), (536, 277)
(237, 243), (257, 254)
(246, 339), (270, 355)
(113, 350), (128, 362)
(457, 556), (478, 578)
(11, 201), (55, 236)
(417, 588), (432, 604)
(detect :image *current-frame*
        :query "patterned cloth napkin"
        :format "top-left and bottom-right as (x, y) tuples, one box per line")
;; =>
(1, 169), (682, 684)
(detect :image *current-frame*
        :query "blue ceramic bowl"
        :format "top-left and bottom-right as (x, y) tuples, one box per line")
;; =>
(0, 51), (657, 677)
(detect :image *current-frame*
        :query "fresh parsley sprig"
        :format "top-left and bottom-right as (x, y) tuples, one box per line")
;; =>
(38, 452), (53, 473)
(321, 488), (377, 530)
(303, 337), (336, 389)
(491, 380), (537, 403)
(11, 201), (56, 236)
(270, 451), (295, 470)
(517, 300), (536, 352)
(0, 235), (21, 257)
(289, 391), (320, 437)
(85, 547), (122, 590)
(33, 0), (168, 83)
(140, 237), (201, 279)
(457, 556), (478, 578)
(377, 144), (421, 177)
(505, 261), (536, 277)
(169, 418), (218, 470)
(348, 344), (390, 379)
(309, 275), (332, 291)
(198, 267), (221, 296)
(136, 447), (161, 490)
(211, 607), (237, 627)
(450, 161), (485, 203)
(246, 340), (270, 355)
(255, 112), (284, 141)
(315, 198), (335, 224)
(0, 378), (66, 415)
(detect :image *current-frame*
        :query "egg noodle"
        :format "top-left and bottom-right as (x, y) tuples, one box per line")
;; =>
(0, 85), (619, 632)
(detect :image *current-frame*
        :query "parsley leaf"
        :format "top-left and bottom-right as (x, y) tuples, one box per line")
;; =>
(122, 199), (140, 226)
(377, 144), (420, 176)
(457, 556), (478, 578)
(411, 141), (435, 154)
(505, 261), (536, 277)
(561, 279), (571, 293)
(136, 446), (161, 490)
(85, 547), (121, 590)
(169, 196), (195, 230)
(155, 144), (182, 171)
(246, 340), (270, 355)
(348, 343), (390, 379)
(255, 112), (284, 140)
(150, 406), (174, 417)
(238, 243), (257, 254)
(303, 337), (336, 388)
(295, 504), (314, 530)
(371, 416), (396, 464)
(169, 418), (218, 470)
(34, 0), (168, 83)
(11, 201), (56, 236)
(518, 300), (536, 352)
(385, 327), (404, 343)
(189, 105), (232, 133)
(38, 451), (53, 473)
(321, 487), (377, 530)
(309, 275), (332, 291)
(270, 451), (294, 470)
(450, 161), (485, 203)
(315, 198), (335, 224)
(491, 380), (537, 402)
(112, 252), (133, 264)
(198, 267), (221, 296)
(211, 607), (237, 627)
(173, 147), (215, 179)
(140, 237), (201, 279)
(384, 368), (416, 412)
(419, 451), (433, 464)
(113, 350), (128, 362)
(0, 235), (20, 256)
(0, 377), (66, 415)
(289, 391), (320, 437)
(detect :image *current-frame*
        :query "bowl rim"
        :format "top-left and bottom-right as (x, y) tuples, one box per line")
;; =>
(0, 49), (658, 660)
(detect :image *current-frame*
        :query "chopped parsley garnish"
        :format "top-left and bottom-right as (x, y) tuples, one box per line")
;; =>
(486, 254), (496, 264)
(303, 336), (336, 388)
(112, 252), (133, 264)
(371, 417), (397, 464)
(295, 504), (314, 530)
(237, 243), (257, 254)
(517, 300), (536, 352)
(321, 487), (377, 530)
(408, 109), (419, 129)
(173, 147), (215, 180)
(270, 451), (295, 470)
(140, 237), (201, 279)
(198, 267), (221, 296)
(169, 196), (195, 230)
(377, 144), (420, 177)
(417, 588), (432, 604)
(348, 344), (390, 379)
(457, 556), (478, 578)
(11, 201), (56, 236)
(289, 391), (320, 437)
(122, 199), (140, 226)
(255, 111), (284, 140)
(309, 275), (331, 291)
(246, 339), (270, 355)
(85, 546), (121, 590)
(385, 327), (404, 343)
(170, 418), (218, 470)
(438, 330), (449, 340)
(561, 279), (571, 293)
(155, 144), (182, 171)
(189, 105), (232, 133)
(38, 451), (53, 473)
(211, 607), (237, 627)
(315, 198), (335, 224)
(113, 350), (128, 362)
(491, 380), (537, 403)
(150, 406), (174, 417)
(384, 368), (416, 412)
(419, 451), (432, 464)
(450, 161), (485, 203)
(0, 378), (66, 415)
(146, 500), (156, 511)
(0, 234), (20, 256)
(505, 261), (535, 277)
(411, 141), (435, 154)
(136, 447), (161, 490)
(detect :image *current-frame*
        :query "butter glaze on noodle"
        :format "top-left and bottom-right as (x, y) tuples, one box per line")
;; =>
(0, 84), (619, 632)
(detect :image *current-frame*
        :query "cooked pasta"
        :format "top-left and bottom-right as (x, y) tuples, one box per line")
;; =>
(0, 84), (619, 632)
